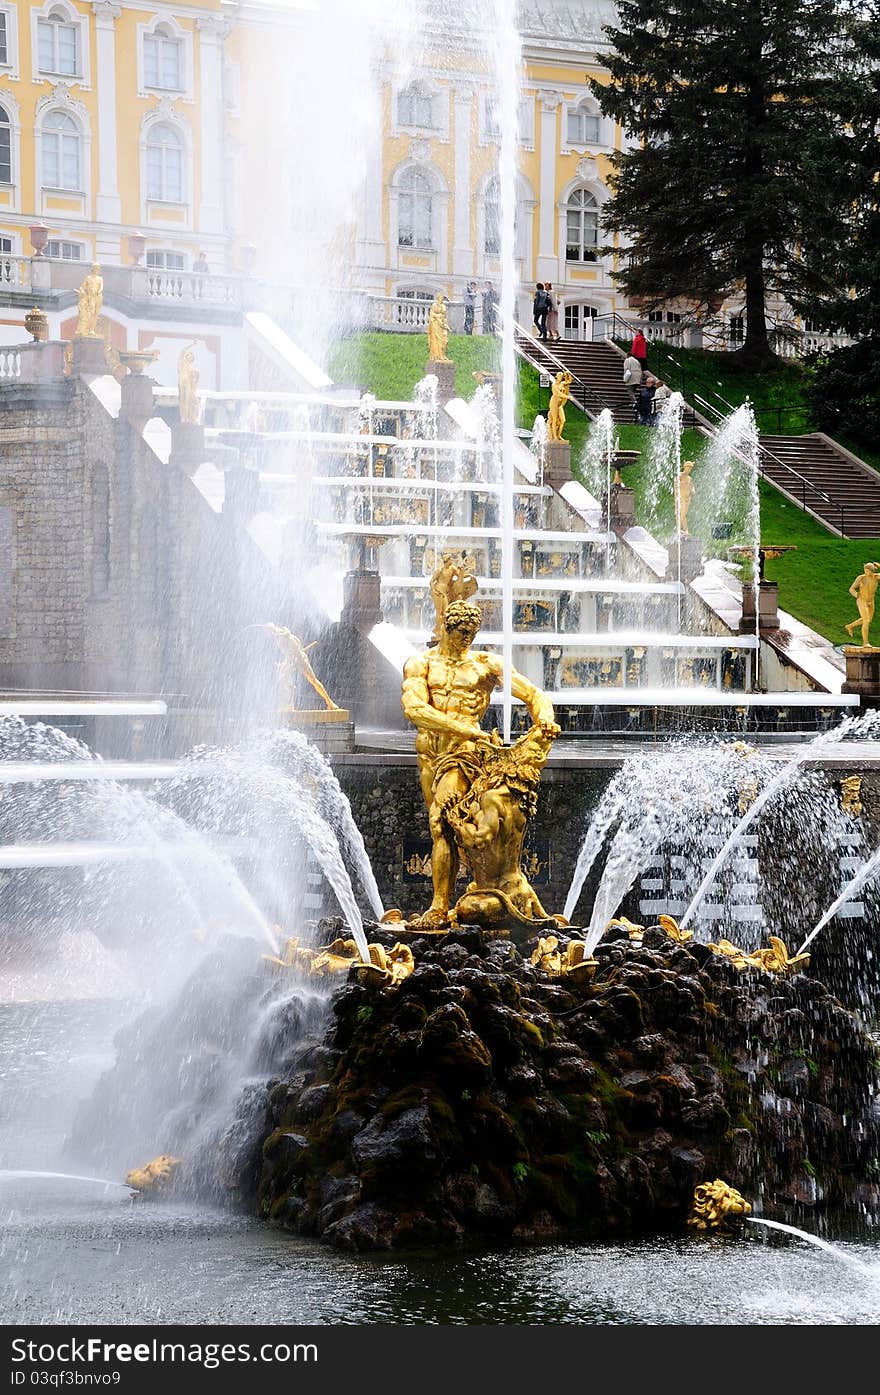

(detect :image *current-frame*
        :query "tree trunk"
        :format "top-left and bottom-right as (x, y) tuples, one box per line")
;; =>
(736, 251), (775, 366)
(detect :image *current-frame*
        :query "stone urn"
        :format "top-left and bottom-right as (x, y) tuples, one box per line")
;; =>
(118, 348), (159, 376)
(24, 307), (49, 342)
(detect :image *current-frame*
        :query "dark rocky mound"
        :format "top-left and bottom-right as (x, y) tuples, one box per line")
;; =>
(253, 926), (880, 1251)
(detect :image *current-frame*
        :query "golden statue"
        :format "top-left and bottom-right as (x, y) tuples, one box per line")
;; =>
(677, 459), (695, 535)
(844, 561), (880, 648)
(688, 1179), (751, 1232)
(547, 369), (573, 442)
(75, 263), (103, 338)
(257, 623), (341, 711)
(707, 934), (810, 976)
(841, 774), (863, 817)
(399, 598), (561, 931)
(427, 292), (451, 363)
(530, 934), (597, 984)
(178, 345), (200, 424)
(125, 1154), (181, 1195)
(429, 550), (478, 645)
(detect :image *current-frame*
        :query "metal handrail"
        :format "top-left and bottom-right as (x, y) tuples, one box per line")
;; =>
(692, 391), (848, 536)
(511, 319), (608, 421)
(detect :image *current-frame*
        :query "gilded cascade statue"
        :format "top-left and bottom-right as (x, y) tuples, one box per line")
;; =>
(428, 548), (478, 644)
(395, 575), (565, 934)
(257, 623), (342, 713)
(547, 369), (572, 442)
(677, 459), (695, 535)
(75, 264), (104, 338)
(427, 292), (451, 363)
(845, 561), (880, 648)
(178, 346), (200, 424)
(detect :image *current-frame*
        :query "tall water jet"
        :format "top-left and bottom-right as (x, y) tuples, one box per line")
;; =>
(490, 0), (521, 742)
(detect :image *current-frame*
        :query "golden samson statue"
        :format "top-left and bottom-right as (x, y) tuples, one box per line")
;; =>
(397, 592), (564, 933)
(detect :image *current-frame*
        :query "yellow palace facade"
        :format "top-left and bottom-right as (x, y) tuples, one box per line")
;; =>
(0, 1), (747, 384)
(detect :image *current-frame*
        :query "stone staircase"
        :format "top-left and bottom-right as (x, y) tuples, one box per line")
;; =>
(757, 434), (880, 539)
(514, 328), (636, 424)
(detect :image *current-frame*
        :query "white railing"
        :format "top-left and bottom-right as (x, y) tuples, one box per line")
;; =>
(0, 255), (30, 288)
(769, 327), (853, 359)
(0, 347), (21, 378)
(143, 269), (242, 307)
(366, 295), (466, 334)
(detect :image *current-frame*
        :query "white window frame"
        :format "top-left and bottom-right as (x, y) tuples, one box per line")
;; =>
(46, 237), (84, 260)
(136, 16), (193, 102)
(565, 186), (600, 263)
(0, 100), (12, 186)
(390, 159), (448, 270)
(0, 5), (20, 78)
(397, 82), (435, 131)
(40, 108), (82, 192)
(145, 122), (185, 203)
(480, 92), (500, 144)
(397, 166), (433, 250)
(145, 249), (186, 271)
(31, 1), (90, 89)
(562, 95), (605, 153)
(143, 25), (183, 93)
(35, 88), (91, 214)
(140, 108), (192, 227)
(391, 74), (448, 141)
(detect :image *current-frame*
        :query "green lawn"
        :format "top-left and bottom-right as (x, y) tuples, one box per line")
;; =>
(328, 331), (500, 401)
(326, 332), (879, 645)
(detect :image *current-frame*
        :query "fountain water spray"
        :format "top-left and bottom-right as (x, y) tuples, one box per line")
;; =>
(680, 710), (880, 931)
(489, 0), (521, 743)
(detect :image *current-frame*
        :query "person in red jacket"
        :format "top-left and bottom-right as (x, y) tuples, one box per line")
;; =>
(632, 328), (648, 373)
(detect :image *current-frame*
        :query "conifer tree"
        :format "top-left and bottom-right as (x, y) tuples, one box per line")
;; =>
(594, 0), (857, 364)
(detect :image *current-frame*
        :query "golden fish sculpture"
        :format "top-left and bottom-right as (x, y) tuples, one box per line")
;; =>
(125, 1155), (181, 1195)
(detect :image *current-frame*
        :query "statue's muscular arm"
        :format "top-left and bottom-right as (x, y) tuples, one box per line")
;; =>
(402, 656), (485, 741)
(484, 655), (559, 731)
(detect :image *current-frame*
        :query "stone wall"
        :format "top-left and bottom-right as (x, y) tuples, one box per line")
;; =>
(0, 376), (278, 746)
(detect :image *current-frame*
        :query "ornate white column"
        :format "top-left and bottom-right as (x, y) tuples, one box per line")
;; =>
(536, 90), (562, 283)
(91, 2), (122, 242)
(452, 84), (474, 278)
(197, 17), (229, 239)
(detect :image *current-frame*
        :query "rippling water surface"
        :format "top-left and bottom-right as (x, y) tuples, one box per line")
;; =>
(2, 999), (879, 1326)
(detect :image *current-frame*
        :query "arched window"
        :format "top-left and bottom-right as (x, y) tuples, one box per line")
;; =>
(42, 110), (80, 190)
(0, 106), (10, 185)
(38, 8), (78, 76)
(144, 23), (181, 91)
(484, 176), (500, 256)
(567, 100), (600, 146)
(566, 188), (599, 262)
(398, 168), (432, 249)
(146, 123), (183, 202)
(398, 83), (434, 129)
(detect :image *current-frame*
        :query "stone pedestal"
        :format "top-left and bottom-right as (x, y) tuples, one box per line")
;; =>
(18, 340), (67, 382)
(739, 580), (779, 632)
(543, 440), (572, 489)
(425, 359), (456, 405)
(605, 483), (636, 533)
(119, 373), (156, 431)
(169, 421), (206, 473)
(70, 335), (108, 376)
(342, 569), (382, 631)
(281, 708), (355, 754)
(842, 647), (880, 704)
(667, 534), (703, 583)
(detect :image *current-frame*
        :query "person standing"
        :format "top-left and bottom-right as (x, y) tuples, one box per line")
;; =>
(463, 281), (477, 335)
(632, 327), (648, 376)
(545, 283), (560, 341)
(622, 352), (643, 413)
(637, 374), (656, 426)
(533, 283), (549, 340)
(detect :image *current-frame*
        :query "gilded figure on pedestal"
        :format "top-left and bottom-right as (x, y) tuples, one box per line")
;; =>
(427, 292), (451, 362)
(547, 369), (573, 442)
(75, 264), (104, 338)
(845, 561), (880, 648)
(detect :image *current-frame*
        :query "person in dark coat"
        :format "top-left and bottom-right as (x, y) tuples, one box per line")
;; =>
(637, 375), (656, 426)
(463, 282), (477, 334)
(482, 283), (498, 333)
(533, 283), (549, 341)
